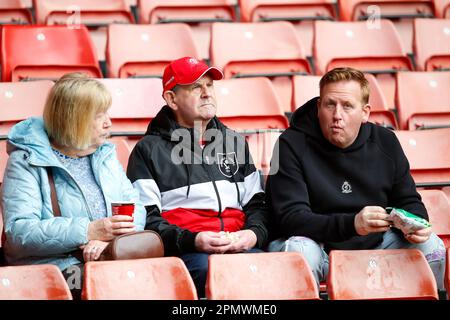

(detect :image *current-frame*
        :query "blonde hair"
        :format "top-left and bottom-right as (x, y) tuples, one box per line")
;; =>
(319, 67), (370, 105)
(43, 73), (111, 150)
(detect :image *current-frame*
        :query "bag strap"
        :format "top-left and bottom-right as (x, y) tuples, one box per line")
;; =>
(46, 167), (61, 217)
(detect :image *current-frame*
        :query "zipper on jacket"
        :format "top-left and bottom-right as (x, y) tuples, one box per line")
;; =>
(202, 153), (224, 231)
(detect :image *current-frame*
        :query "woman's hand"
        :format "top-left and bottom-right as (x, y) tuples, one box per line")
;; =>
(80, 240), (109, 262)
(87, 215), (135, 241)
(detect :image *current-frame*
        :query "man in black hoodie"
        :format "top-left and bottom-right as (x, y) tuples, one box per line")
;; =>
(126, 57), (269, 297)
(266, 67), (445, 290)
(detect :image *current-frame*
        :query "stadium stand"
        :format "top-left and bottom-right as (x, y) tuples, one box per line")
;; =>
(1, 25), (102, 82)
(138, 0), (237, 60)
(418, 189), (450, 248)
(106, 23), (200, 78)
(239, 0), (337, 57)
(0, 0), (33, 24)
(0, 80), (54, 135)
(206, 252), (319, 300)
(292, 73), (398, 128)
(395, 128), (450, 187)
(327, 249), (439, 300)
(413, 18), (450, 71)
(313, 19), (413, 109)
(210, 21), (311, 112)
(338, 0), (436, 54)
(33, 0), (135, 62)
(0, 264), (72, 299)
(82, 257), (198, 300)
(396, 71), (450, 130)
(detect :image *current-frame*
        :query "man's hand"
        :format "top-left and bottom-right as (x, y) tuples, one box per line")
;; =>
(87, 215), (135, 241)
(404, 227), (431, 244)
(194, 231), (232, 254)
(224, 230), (258, 253)
(80, 240), (109, 262)
(354, 206), (391, 236)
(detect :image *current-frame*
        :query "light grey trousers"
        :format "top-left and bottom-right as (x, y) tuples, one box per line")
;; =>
(268, 230), (446, 291)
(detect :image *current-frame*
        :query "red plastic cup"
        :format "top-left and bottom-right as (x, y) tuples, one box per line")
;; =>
(111, 202), (135, 220)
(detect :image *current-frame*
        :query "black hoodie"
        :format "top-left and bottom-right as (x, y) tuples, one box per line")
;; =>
(127, 106), (269, 256)
(266, 97), (427, 251)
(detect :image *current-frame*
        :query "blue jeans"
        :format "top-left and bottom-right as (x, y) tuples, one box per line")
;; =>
(268, 230), (446, 290)
(180, 248), (263, 298)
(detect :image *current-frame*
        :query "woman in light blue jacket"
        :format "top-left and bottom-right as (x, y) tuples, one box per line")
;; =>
(1, 73), (145, 298)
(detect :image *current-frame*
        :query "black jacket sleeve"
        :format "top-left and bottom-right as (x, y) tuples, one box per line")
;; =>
(266, 134), (357, 243)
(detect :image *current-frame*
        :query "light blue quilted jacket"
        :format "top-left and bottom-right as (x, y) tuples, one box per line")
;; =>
(1, 117), (145, 271)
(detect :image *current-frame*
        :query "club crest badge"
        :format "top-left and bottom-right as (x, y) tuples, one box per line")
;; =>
(217, 152), (239, 178)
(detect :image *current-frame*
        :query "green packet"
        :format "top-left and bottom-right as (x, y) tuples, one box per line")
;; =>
(386, 207), (431, 234)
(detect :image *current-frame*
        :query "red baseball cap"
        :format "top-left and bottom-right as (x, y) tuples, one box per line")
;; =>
(162, 56), (223, 92)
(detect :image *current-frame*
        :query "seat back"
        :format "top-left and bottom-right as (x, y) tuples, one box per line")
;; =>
(215, 77), (288, 130)
(327, 249), (438, 300)
(1, 25), (102, 82)
(418, 189), (450, 248)
(413, 18), (450, 71)
(0, 264), (72, 299)
(0, 0), (32, 24)
(106, 23), (200, 78)
(82, 257), (198, 300)
(395, 128), (450, 186)
(108, 137), (132, 170)
(396, 71), (450, 130)
(0, 80), (54, 135)
(98, 78), (164, 136)
(206, 252), (319, 300)
(446, 248), (450, 293)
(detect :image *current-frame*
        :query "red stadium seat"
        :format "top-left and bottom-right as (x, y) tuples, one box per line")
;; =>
(435, 0), (450, 18)
(245, 130), (281, 177)
(413, 19), (450, 72)
(239, 0), (337, 57)
(1, 25), (102, 82)
(446, 248), (450, 293)
(314, 19), (413, 109)
(338, 0), (435, 53)
(108, 137), (132, 170)
(33, 0), (135, 61)
(206, 252), (320, 300)
(0, 264), (72, 299)
(106, 23), (200, 78)
(98, 78), (164, 136)
(211, 21), (311, 112)
(82, 257), (198, 300)
(0, 80), (54, 135)
(395, 128), (450, 186)
(292, 74), (397, 128)
(0, 140), (8, 187)
(396, 71), (450, 130)
(215, 77), (289, 130)
(0, 0), (32, 24)
(327, 249), (438, 300)
(418, 189), (450, 248)
(138, 0), (236, 59)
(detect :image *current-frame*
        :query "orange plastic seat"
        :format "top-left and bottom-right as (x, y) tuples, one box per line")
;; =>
(0, 264), (72, 300)
(108, 137), (132, 170)
(206, 252), (320, 300)
(314, 19), (413, 109)
(33, 0), (135, 61)
(98, 78), (164, 136)
(338, 0), (435, 53)
(396, 71), (450, 130)
(82, 257), (198, 300)
(395, 128), (450, 186)
(327, 249), (438, 300)
(437, 0), (450, 18)
(0, 0), (32, 24)
(215, 77), (289, 130)
(239, 0), (337, 57)
(292, 74), (397, 128)
(106, 23), (200, 78)
(418, 189), (450, 248)
(211, 21), (311, 112)
(0, 80), (54, 135)
(413, 19), (450, 72)
(1, 25), (102, 82)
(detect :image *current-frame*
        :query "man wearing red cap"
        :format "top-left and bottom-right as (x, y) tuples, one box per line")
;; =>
(126, 57), (269, 297)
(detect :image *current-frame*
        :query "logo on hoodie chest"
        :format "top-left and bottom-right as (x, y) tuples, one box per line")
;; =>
(217, 152), (239, 178)
(342, 181), (352, 194)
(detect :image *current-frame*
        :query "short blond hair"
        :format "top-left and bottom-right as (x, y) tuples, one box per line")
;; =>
(43, 73), (111, 150)
(319, 67), (370, 105)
